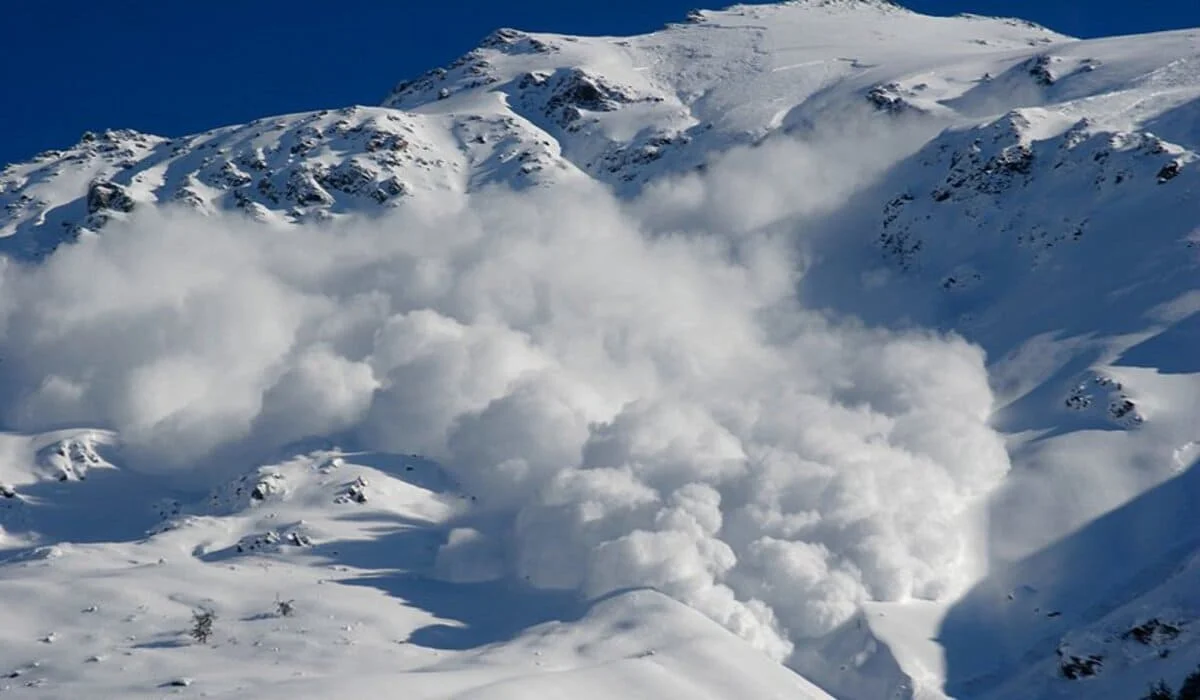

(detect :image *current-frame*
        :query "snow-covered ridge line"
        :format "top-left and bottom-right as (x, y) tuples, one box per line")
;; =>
(1, 0), (1076, 259)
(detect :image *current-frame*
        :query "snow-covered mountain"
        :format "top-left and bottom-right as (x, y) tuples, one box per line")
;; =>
(2, 1), (1199, 698)
(0, 0), (1073, 258)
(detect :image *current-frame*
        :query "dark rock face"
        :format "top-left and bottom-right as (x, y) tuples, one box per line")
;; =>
(1121, 618), (1183, 646)
(86, 181), (135, 215)
(866, 83), (926, 115)
(479, 28), (558, 55)
(1027, 54), (1057, 86)
(1058, 653), (1103, 680)
(1157, 160), (1183, 183)
(284, 169), (334, 207)
(235, 528), (312, 554)
(540, 68), (644, 125)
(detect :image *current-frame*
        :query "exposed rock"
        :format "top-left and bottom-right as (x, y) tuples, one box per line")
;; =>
(234, 527), (313, 554)
(1157, 160), (1183, 183)
(1064, 384), (1093, 411)
(285, 168), (334, 207)
(37, 435), (109, 481)
(335, 476), (369, 505)
(215, 162), (252, 188)
(479, 27), (557, 54)
(209, 470), (287, 513)
(318, 160), (379, 196)
(878, 110), (1194, 272)
(1027, 54), (1058, 86)
(1121, 618), (1183, 646)
(171, 185), (206, 211)
(866, 82), (925, 115)
(1057, 651), (1103, 680)
(85, 181), (135, 215)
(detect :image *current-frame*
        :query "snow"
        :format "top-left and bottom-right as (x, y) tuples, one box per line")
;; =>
(0, 445), (831, 699)
(2, 1), (1200, 698)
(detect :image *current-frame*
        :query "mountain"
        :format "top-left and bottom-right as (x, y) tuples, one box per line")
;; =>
(2, 1), (1199, 698)
(1, 0), (1071, 258)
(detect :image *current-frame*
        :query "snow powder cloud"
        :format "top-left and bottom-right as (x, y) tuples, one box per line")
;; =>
(0, 123), (1008, 660)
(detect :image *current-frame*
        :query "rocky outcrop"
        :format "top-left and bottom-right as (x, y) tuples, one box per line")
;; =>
(85, 181), (135, 215)
(878, 111), (1195, 272)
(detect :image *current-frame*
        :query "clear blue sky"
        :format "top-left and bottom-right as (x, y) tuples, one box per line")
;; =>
(3, 0), (1199, 167)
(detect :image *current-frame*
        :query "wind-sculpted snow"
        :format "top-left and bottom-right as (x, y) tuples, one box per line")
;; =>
(0, 130), (1009, 660)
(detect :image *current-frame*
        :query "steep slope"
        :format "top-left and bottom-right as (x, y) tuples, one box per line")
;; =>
(2, 2), (1200, 699)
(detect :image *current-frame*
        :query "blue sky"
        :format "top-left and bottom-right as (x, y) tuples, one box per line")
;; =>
(3, 0), (1199, 167)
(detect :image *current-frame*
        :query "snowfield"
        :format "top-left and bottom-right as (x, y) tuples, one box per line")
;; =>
(1, 1), (1199, 698)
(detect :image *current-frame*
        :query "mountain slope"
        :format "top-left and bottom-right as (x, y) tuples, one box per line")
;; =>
(2, 2), (1200, 699)
(2, 0), (1070, 258)
(0, 439), (832, 698)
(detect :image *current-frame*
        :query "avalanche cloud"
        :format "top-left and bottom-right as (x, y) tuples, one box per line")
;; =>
(0, 132), (1009, 659)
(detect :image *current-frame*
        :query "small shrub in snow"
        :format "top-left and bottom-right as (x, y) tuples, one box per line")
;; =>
(275, 598), (296, 617)
(190, 609), (215, 644)
(1144, 680), (1176, 700)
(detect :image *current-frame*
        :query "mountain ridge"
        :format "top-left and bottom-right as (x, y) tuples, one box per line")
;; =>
(1, 0), (1074, 259)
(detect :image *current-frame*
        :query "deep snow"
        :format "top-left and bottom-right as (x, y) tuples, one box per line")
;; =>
(2, 1), (1199, 698)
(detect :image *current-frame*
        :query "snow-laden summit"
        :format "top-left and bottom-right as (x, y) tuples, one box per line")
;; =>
(2, 0), (1072, 258)
(2, 2), (1200, 699)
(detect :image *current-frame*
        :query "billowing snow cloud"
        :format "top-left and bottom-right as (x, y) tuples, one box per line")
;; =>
(0, 126), (1008, 658)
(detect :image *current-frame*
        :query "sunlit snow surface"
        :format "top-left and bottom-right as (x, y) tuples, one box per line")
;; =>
(2, 2), (1200, 698)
